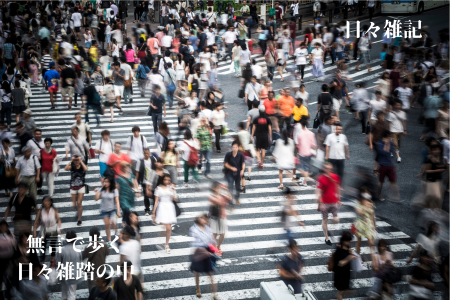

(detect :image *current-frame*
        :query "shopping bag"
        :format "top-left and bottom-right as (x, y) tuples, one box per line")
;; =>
(313, 112), (320, 129)
(350, 252), (363, 272)
(229, 61), (234, 73)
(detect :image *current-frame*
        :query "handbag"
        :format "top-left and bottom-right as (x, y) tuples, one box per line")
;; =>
(173, 200), (181, 217)
(52, 159), (59, 174)
(4, 162), (15, 178)
(209, 204), (220, 219)
(124, 71), (132, 87)
(84, 184), (90, 194)
(313, 112), (320, 129)
(137, 44), (146, 58)
(238, 88), (245, 98)
(89, 147), (95, 159)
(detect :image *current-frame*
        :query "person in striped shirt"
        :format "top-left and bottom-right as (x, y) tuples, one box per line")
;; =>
(40, 48), (52, 89)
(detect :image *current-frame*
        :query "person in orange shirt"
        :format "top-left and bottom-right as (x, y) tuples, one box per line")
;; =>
(263, 91), (279, 132)
(147, 31), (160, 59)
(277, 88), (295, 135)
(107, 142), (131, 177)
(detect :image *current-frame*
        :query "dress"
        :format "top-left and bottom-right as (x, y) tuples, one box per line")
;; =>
(333, 246), (352, 291)
(97, 22), (106, 43)
(155, 186), (177, 224)
(175, 60), (185, 81)
(354, 201), (376, 240)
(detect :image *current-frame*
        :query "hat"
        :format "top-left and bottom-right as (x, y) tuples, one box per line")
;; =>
(157, 26), (165, 30)
(21, 145), (31, 153)
(23, 109), (32, 115)
(56, 35), (62, 42)
(48, 62), (55, 68)
(259, 105), (266, 113)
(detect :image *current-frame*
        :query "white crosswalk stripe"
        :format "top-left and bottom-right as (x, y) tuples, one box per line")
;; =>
(4, 73), (426, 300)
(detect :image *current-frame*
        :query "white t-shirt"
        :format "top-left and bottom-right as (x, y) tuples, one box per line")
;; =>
(71, 12), (82, 27)
(184, 97), (198, 111)
(322, 32), (333, 47)
(126, 135), (149, 161)
(240, 49), (251, 64)
(369, 99), (386, 120)
(177, 139), (199, 161)
(388, 111), (407, 133)
(296, 91), (309, 107)
(312, 48), (324, 60)
(120, 63), (133, 80)
(290, 3), (299, 15)
(294, 48), (308, 65)
(395, 87), (413, 110)
(324, 133), (349, 160)
(206, 31), (215, 46)
(135, 158), (153, 184)
(73, 122), (90, 141)
(206, 12), (216, 26)
(222, 31), (237, 44)
(161, 35), (173, 48)
(199, 109), (212, 121)
(119, 239), (141, 275)
(94, 138), (114, 163)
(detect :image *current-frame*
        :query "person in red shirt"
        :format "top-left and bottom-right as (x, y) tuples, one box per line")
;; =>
(316, 162), (341, 246)
(107, 142), (131, 177)
(275, 2), (283, 23)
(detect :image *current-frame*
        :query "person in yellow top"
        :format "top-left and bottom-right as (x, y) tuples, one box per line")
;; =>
(88, 40), (99, 64)
(292, 98), (310, 122)
(163, 140), (180, 187)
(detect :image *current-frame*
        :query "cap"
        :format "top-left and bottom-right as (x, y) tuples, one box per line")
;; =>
(21, 145), (31, 153)
(48, 62), (55, 68)
(23, 109), (32, 115)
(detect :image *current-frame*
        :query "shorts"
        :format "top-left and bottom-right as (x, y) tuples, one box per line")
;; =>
(99, 162), (107, 177)
(298, 155), (311, 172)
(105, 34), (111, 43)
(85, 42), (92, 48)
(75, 26), (81, 33)
(48, 85), (59, 93)
(114, 85), (124, 97)
(320, 202), (339, 220)
(70, 186), (86, 194)
(100, 209), (116, 219)
(332, 98), (342, 111)
(336, 51), (343, 60)
(61, 86), (74, 98)
(284, 52), (289, 61)
(378, 165), (396, 183)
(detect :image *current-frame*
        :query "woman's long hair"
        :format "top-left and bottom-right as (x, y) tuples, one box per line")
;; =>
(126, 42), (133, 51)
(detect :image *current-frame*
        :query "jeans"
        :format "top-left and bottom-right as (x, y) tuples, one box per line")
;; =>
(329, 159), (345, 180)
(226, 172), (241, 202)
(0, 102), (12, 125)
(358, 109), (368, 133)
(166, 84), (175, 107)
(122, 207), (131, 225)
(152, 113), (163, 133)
(138, 79), (147, 96)
(184, 160), (199, 183)
(85, 104), (101, 125)
(124, 86), (132, 103)
(198, 149), (211, 176)
(140, 10), (148, 22)
(214, 128), (222, 151)
(226, 43), (233, 60)
(267, 66), (275, 80)
(259, 40), (267, 58)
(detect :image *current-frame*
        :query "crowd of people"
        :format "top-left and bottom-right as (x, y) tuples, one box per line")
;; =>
(0, 0), (447, 300)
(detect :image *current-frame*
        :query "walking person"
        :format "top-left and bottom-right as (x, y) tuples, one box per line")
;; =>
(114, 260), (144, 300)
(354, 190), (377, 256)
(149, 85), (166, 134)
(95, 177), (121, 245)
(32, 196), (61, 264)
(82, 227), (110, 292)
(117, 164), (140, 226)
(111, 62), (125, 113)
(162, 140), (180, 187)
(281, 187), (306, 241)
(387, 100), (407, 163)
(189, 213), (220, 299)
(355, 31), (373, 72)
(179, 129), (200, 187)
(223, 141), (245, 205)
(14, 146), (40, 206)
(211, 103), (227, 153)
(39, 137), (57, 197)
(295, 42), (309, 83)
(208, 182), (231, 250)
(294, 116), (317, 186)
(94, 130), (114, 185)
(64, 155), (88, 226)
(152, 174), (178, 254)
(251, 106), (272, 169)
(324, 124), (349, 180)
(332, 231), (357, 300)
(0, 138), (16, 198)
(265, 42), (278, 81)
(273, 129), (295, 190)
(65, 125), (91, 164)
(135, 148), (157, 216)
(277, 239), (305, 294)
(310, 42), (324, 81)
(376, 131), (400, 202)
(316, 162), (341, 246)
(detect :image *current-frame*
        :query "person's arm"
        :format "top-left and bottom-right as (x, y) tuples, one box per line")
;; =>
(64, 158), (73, 171)
(33, 209), (41, 238)
(152, 195), (160, 219)
(94, 189), (101, 201)
(338, 252), (356, 267)
(163, 102), (166, 117)
(115, 195), (122, 217)
(402, 119), (407, 136)
(325, 145), (330, 160)
(36, 164), (40, 183)
(344, 145), (350, 159)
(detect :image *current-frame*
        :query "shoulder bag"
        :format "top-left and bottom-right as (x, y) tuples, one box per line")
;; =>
(124, 71), (132, 87)
(138, 43), (146, 59)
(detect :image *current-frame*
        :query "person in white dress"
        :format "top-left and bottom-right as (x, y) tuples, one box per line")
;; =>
(272, 129), (295, 189)
(174, 54), (186, 84)
(152, 174), (178, 254)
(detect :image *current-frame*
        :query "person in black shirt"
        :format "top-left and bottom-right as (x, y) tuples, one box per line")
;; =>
(3, 182), (35, 235)
(197, 26), (207, 52)
(149, 85), (166, 133)
(224, 141), (245, 205)
(60, 60), (77, 109)
(251, 107), (272, 169)
(317, 83), (333, 124)
(113, 260), (143, 300)
(88, 272), (117, 300)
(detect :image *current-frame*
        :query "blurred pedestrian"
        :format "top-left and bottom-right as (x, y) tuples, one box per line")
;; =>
(64, 155), (88, 226)
(209, 182), (231, 250)
(95, 177), (121, 244)
(332, 231), (357, 300)
(273, 129), (295, 190)
(277, 239), (305, 294)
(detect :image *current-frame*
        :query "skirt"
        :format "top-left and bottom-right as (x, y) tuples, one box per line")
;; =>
(164, 165), (178, 185)
(312, 58), (324, 77)
(210, 217), (228, 235)
(155, 201), (177, 224)
(12, 105), (26, 114)
(190, 247), (215, 274)
(176, 69), (185, 81)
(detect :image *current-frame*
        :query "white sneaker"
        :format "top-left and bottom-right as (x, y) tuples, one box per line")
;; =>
(397, 157), (401, 163)
(184, 183), (188, 188)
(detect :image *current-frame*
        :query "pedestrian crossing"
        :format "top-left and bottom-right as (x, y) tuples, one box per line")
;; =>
(3, 83), (442, 300)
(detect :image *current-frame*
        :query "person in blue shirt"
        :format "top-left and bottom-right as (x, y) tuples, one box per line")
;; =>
(189, 30), (198, 53)
(375, 130), (400, 202)
(43, 62), (60, 109)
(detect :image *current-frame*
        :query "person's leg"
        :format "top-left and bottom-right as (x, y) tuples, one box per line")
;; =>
(104, 217), (111, 241)
(205, 149), (211, 176)
(165, 223), (172, 246)
(218, 233), (225, 249)
(77, 193), (84, 222)
(322, 217), (329, 240)
(195, 272), (201, 295)
(214, 128), (221, 151)
(278, 169), (283, 186)
(261, 149), (266, 165)
(356, 235), (362, 255)
(234, 173), (241, 203)
(208, 273), (218, 294)
(152, 114), (158, 133)
(184, 161), (189, 184)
